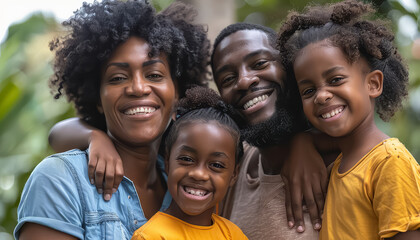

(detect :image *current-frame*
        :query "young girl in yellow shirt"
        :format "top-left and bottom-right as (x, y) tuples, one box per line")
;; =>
(278, 0), (420, 239)
(131, 86), (248, 240)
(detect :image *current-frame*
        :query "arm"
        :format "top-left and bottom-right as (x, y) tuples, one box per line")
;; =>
(281, 130), (339, 232)
(19, 223), (78, 240)
(48, 118), (93, 152)
(48, 118), (124, 201)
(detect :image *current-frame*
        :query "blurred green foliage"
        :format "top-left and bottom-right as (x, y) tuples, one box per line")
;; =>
(1, 0), (419, 238)
(0, 14), (76, 239)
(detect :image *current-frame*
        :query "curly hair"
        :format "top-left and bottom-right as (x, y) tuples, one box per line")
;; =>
(165, 86), (244, 164)
(277, 0), (409, 121)
(49, 0), (210, 130)
(210, 22), (277, 70)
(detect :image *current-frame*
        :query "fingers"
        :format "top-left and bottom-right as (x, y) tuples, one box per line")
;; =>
(94, 158), (106, 195)
(113, 162), (124, 194)
(290, 181), (305, 233)
(88, 155), (98, 185)
(282, 176), (295, 229)
(102, 164), (115, 201)
(103, 158), (124, 201)
(304, 183), (322, 231)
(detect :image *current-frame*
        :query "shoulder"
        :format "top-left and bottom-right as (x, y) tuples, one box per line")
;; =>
(15, 150), (89, 239)
(369, 139), (420, 189)
(371, 138), (418, 170)
(132, 213), (173, 240)
(29, 149), (88, 183)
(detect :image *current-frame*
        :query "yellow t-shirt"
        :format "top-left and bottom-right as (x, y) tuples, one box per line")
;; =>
(131, 211), (248, 240)
(320, 138), (420, 240)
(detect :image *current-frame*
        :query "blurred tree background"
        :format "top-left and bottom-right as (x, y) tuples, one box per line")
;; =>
(0, 0), (419, 238)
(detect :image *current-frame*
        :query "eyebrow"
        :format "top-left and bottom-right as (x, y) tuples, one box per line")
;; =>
(243, 49), (271, 62)
(180, 145), (197, 154)
(143, 59), (165, 67)
(104, 59), (166, 71)
(180, 145), (229, 158)
(211, 152), (229, 158)
(322, 66), (344, 78)
(297, 66), (345, 85)
(215, 49), (273, 76)
(105, 62), (129, 70)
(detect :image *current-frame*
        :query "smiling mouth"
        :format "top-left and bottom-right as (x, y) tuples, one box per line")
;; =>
(184, 186), (209, 197)
(243, 94), (269, 110)
(124, 107), (156, 115)
(321, 106), (344, 119)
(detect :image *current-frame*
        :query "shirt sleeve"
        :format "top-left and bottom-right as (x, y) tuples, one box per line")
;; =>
(372, 152), (420, 238)
(14, 156), (85, 239)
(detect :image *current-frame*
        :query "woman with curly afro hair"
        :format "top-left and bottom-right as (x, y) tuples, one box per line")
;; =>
(15, 0), (210, 239)
(278, 0), (420, 239)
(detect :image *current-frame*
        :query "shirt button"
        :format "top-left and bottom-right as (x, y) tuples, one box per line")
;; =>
(134, 220), (138, 225)
(128, 195), (131, 199)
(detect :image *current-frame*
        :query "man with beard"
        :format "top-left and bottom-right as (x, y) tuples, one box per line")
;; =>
(212, 23), (332, 240)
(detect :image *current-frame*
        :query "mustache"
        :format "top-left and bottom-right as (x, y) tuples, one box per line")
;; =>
(249, 82), (281, 93)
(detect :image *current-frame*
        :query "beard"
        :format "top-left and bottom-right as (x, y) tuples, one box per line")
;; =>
(240, 85), (309, 148)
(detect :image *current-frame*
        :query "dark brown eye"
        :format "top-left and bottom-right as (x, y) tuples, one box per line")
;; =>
(254, 60), (268, 69)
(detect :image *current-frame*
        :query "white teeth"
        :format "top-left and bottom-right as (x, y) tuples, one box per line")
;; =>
(124, 107), (156, 115)
(243, 95), (268, 110)
(185, 187), (206, 196)
(321, 107), (343, 119)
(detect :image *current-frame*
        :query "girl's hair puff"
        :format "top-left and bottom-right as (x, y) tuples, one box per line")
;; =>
(278, 0), (409, 121)
(49, 0), (210, 130)
(165, 86), (244, 164)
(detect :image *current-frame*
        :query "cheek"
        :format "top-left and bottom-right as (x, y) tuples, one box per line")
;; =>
(168, 166), (184, 184)
(159, 83), (177, 114)
(270, 62), (284, 86)
(99, 88), (117, 114)
(302, 101), (315, 119)
(215, 173), (232, 193)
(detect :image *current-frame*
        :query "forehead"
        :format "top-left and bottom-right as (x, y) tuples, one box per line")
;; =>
(174, 121), (236, 149)
(107, 37), (168, 64)
(295, 41), (348, 70)
(213, 30), (275, 66)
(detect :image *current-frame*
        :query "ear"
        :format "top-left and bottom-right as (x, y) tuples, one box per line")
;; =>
(366, 70), (383, 99)
(229, 164), (240, 187)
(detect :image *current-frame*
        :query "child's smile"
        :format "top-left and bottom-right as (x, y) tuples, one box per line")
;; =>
(165, 121), (238, 226)
(294, 40), (376, 138)
(181, 184), (212, 201)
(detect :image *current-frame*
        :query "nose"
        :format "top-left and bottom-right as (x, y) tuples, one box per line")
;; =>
(125, 73), (151, 96)
(314, 88), (333, 104)
(188, 164), (210, 181)
(235, 69), (259, 91)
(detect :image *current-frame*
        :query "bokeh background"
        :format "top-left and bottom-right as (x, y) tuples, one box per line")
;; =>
(1, 0), (419, 238)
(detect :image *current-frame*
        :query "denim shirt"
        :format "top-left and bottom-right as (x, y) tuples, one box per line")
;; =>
(14, 149), (171, 239)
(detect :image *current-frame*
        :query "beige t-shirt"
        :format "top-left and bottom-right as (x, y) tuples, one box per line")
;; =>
(221, 143), (319, 240)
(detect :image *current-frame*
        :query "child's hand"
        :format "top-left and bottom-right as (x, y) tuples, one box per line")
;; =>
(89, 130), (124, 201)
(281, 132), (328, 233)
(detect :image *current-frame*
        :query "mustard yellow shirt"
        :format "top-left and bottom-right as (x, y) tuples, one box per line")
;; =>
(320, 138), (420, 240)
(131, 211), (248, 240)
